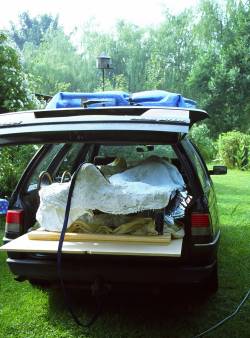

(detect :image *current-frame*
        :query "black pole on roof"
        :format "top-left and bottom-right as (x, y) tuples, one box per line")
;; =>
(102, 69), (105, 92)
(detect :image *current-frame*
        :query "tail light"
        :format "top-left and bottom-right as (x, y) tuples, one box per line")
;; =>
(5, 210), (24, 234)
(191, 212), (211, 236)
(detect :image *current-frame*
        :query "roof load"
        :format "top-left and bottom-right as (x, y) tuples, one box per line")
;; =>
(46, 90), (197, 110)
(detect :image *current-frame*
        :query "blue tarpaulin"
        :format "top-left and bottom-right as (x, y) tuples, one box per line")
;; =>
(46, 91), (130, 109)
(46, 90), (196, 109)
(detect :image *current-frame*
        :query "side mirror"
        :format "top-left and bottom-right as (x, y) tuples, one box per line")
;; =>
(209, 165), (227, 175)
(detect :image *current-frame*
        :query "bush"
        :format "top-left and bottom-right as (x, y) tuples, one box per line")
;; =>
(218, 131), (249, 169)
(0, 32), (41, 198)
(0, 145), (38, 197)
(189, 124), (216, 161)
(0, 32), (39, 112)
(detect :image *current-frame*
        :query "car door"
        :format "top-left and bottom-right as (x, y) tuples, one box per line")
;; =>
(182, 138), (220, 236)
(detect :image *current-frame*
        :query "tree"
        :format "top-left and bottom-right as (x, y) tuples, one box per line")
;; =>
(0, 145), (38, 197)
(10, 12), (59, 50)
(0, 32), (38, 112)
(145, 9), (197, 96)
(79, 20), (151, 92)
(187, 0), (250, 135)
(23, 29), (87, 95)
(7, 2), (249, 136)
(0, 32), (40, 197)
(109, 21), (150, 91)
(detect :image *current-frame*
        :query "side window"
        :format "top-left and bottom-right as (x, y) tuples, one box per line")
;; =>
(182, 139), (210, 191)
(27, 144), (65, 192)
(54, 143), (84, 180)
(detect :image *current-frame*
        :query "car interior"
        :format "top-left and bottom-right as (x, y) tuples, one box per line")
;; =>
(15, 141), (192, 240)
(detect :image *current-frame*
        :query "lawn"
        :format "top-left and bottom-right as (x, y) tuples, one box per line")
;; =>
(0, 169), (249, 338)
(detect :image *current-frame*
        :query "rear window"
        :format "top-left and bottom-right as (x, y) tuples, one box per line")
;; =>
(26, 143), (180, 192)
(98, 144), (177, 166)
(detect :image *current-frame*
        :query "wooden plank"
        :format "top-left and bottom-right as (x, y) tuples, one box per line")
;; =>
(0, 234), (183, 257)
(27, 230), (171, 244)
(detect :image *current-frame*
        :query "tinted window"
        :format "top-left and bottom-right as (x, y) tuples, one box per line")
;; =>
(98, 144), (176, 166)
(182, 139), (210, 191)
(27, 144), (64, 191)
(54, 143), (84, 180)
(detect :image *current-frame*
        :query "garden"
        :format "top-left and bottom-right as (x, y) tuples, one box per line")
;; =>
(0, 114), (249, 338)
(0, 1), (250, 336)
(0, 169), (249, 338)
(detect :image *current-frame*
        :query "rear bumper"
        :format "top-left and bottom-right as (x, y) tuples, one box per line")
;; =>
(4, 230), (220, 285)
(7, 255), (217, 285)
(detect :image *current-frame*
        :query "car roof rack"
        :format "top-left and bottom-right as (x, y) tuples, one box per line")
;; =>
(32, 90), (207, 126)
(45, 90), (197, 110)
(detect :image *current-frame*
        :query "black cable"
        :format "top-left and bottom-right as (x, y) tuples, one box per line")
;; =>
(193, 288), (250, 338)
(56, 163), (103, 327)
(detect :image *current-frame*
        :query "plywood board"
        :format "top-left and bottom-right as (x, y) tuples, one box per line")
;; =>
(0, 234), (183, 257)
(27, 230), (171, 244)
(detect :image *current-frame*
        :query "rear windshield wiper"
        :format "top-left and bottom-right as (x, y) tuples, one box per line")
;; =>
(81, 99), (114, 108)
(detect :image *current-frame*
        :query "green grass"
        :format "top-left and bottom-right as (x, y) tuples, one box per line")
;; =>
(0, 169), (249, 338)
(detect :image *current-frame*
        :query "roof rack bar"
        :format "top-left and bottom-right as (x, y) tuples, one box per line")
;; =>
(33, 107), (208, 126)
(34, 107), (149, 118)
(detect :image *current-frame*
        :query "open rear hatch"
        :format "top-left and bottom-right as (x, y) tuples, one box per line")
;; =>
(0, 106), (207, 258)
(0, 106), (207, 146)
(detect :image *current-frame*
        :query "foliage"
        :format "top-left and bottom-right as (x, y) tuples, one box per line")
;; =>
(95, 74), (128, 92)
(189, 124), (216, 161)
(218, 131), (249, 169)
(187, 0), (250, 136)
(0, 32), (39, 112)
(0, 146), (38, 197)
(4, 0), (250, 135)
(111, 21), (150, 92)
(78, 20), (150, 92)
(23, 29), (86, 95)
(77, 15), (196, 94)
(144, 9), (196, 95)
(9, 12), (59, 50)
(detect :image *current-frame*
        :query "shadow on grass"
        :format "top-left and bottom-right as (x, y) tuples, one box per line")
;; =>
(47, 284), (213, 338)
(44, 224), (250, 337)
